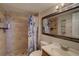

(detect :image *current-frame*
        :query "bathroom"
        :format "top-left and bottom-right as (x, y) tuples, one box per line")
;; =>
(0, 3), (79, 56)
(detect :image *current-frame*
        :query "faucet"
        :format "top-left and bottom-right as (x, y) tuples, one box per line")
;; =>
(60, 44), (69, 51)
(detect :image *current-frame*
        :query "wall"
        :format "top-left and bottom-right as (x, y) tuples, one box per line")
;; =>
(38, 4), (79, 50)
(0, 12), (6, 55)
(6, 13), (28, 55)
(0, 11), (28, 55)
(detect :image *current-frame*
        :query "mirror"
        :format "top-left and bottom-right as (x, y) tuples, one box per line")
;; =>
(42, 4), (79, 43)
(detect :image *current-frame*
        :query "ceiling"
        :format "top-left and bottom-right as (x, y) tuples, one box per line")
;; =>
(0, 3), (57, 15)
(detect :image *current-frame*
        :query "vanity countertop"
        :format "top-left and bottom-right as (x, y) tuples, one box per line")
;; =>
(42, 44), (79, 56)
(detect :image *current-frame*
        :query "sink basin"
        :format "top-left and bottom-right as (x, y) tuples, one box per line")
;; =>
(42, 44), (79, 56)
(51, 48), (79, 56)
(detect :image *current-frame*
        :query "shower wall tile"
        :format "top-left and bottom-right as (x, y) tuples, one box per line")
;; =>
(0, 48), (6, 56)
(6, 16), (28, 55)
(7, 49), (27, 56)
(0, 29), (6, 55)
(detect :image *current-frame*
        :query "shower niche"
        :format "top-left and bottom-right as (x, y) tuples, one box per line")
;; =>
(0, 18), (8, 29)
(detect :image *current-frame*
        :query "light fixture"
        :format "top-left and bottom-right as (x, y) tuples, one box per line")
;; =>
(56, 5), (59, 10)
(61, 3), (64, 7)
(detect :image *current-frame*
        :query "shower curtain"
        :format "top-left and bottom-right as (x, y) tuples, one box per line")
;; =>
(28, 15), (38, 54)
(43, 18), (50, 33)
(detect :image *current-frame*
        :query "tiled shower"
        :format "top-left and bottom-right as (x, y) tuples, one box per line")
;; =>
(0, 12), (28, 55)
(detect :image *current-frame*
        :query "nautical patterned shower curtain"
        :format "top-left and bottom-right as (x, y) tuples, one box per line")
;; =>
(28, 15), (38, 54)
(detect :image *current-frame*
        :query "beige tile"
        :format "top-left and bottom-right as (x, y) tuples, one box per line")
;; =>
(12, 39), (27, 50)
(0, 49), (6, 56)
(0, 39), (6, 48)
(7, 49), (27, 56)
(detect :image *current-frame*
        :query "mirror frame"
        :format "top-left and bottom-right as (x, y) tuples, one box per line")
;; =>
(42, 5), (79, 43)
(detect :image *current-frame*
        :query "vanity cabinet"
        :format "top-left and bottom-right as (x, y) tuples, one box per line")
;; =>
(42, 49), (50, 56)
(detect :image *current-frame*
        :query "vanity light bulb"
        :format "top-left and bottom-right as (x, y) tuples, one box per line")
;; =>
(56, 5), (59, 10)
(61, 3), (64, 7)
